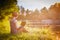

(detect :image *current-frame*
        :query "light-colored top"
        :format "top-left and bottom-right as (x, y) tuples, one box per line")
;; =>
(10, 17), (20, 34)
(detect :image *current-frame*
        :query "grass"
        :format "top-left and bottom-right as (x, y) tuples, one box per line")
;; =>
(0, 28), (57, 40)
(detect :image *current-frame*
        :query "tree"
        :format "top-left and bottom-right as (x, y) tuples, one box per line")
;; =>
(49, 3), (60, 20)
(26, 9), (29, 14)
(0, 0), (19, 34)
(0, 0), (18, 21)
(49, 3), (60, 36)
(34, 9), (39, 14)
(20, 6), (25, 15)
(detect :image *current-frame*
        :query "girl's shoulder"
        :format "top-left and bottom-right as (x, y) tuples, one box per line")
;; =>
(9, 17), (16, 21)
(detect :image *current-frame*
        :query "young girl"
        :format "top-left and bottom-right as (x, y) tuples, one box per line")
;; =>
(10, 12), (18, 34)
(18, 21), (28, 33)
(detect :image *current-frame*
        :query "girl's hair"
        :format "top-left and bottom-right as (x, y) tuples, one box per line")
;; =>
(12, 12), (18, 17)
(21, 21), (26, 26)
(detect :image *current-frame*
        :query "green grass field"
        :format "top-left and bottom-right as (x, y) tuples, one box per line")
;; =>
(0, 32), (57, 40)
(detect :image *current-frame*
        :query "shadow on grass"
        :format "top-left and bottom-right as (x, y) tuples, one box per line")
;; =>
(0, 33), (19, 40)
(0, 32), (55, 40)
(0, 33), (10, 40)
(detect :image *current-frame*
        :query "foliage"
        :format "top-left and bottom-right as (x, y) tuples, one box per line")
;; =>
(0, 0), (19, 34)
(0, 0), (19, 20)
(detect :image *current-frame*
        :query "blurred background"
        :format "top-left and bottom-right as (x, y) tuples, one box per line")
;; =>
(0, 0), (60, 40)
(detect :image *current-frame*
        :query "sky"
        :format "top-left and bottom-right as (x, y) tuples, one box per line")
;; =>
(17, 0), (60, 10)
